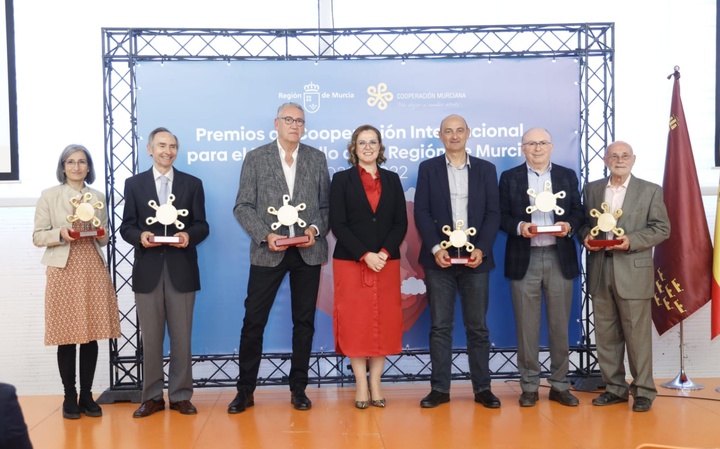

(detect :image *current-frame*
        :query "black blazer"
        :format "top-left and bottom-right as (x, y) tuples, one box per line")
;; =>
(120, 168), (210, 293)
(0, 383), (33, 449)
(499, 162), (583, 280)
(330, 166), (407, 261)
(414, 154), (500, 272)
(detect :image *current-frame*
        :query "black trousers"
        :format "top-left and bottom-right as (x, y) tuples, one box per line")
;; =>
(236, 247), (321, 392)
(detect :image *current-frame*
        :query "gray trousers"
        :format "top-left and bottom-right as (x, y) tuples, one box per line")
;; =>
(592, 255), (656, 400)
(135, 263), (196, 403)
(510, 246), (573, 393)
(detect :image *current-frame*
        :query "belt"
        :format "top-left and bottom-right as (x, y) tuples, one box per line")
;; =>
(530, 244), (557, 250)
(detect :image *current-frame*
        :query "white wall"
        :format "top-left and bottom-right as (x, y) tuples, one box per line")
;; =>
(1, 0), (717, 395)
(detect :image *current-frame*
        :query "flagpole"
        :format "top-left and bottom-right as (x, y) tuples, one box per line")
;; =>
(660, 321), (704, 390)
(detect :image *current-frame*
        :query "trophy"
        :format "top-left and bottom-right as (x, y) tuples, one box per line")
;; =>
(268, 194), (309, 246)
(440, 220), (477, 264)
(588, 202), (624, 247)
(66, 192), (106, 239)
(526, 180), (566, 234)
(145, 194), (189, 244)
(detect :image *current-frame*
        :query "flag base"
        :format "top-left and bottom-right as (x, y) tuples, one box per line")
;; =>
(660, 370), (704, 390)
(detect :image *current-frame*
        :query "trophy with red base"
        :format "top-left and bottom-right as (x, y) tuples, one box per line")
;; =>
(145, 194), (189, 244)
(440, 220), (477, 264)
(66, 192), (106, 239)
(268, 194), (309, 247)
(587, 202), (624, 247)
(526, 180), (566, 234)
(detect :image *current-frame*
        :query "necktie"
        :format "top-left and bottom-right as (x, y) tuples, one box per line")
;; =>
(159, 175), (169, 205)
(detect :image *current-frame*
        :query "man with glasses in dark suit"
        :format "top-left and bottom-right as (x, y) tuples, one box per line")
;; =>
(499, 128), (584, 408)
(228, 102), (330, 413)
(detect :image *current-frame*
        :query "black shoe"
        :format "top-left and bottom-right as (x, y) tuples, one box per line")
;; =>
(549, 389), (579, 407)
(62, 393), (81, 420)
(290, 389), (312, 411)
(79, 392), (103, 417)
(420, 390), (450, 408)
(228, 390), (254, 414)
(519, 391), (539, 407)
(632, 396), (652, 412)
(474, 390), (501, 409)
(591, 391), (628, 406)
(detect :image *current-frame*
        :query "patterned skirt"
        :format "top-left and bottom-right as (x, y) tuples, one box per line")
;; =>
(44, 238), (121, 346)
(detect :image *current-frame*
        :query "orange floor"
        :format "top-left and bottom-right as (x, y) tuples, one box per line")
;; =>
(18, 379), (720, 449)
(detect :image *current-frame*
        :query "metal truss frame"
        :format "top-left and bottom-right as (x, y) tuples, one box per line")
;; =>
(101, 24), (614, 399)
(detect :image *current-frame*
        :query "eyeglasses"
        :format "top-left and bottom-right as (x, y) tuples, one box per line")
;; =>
(607, 153), (633, 162)
(278, 116), (306, 126)
(64, 159), (88, 167)
(522, 141), (552, 150)
(357, 140), (379, 148)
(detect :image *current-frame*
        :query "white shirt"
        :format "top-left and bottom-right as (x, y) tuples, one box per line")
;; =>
(278, 140), (298, 199)
(277, 140), (299, 237)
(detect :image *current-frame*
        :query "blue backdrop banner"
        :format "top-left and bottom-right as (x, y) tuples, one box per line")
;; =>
(135, 57), (581, 354)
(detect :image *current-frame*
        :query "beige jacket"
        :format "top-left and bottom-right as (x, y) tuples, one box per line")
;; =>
(33, 183), (109, 268)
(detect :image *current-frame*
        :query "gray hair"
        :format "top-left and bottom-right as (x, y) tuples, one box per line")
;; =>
(147, 127), (179, 150)
(276, 102), (304, 116)
(56, 144), (96, 185)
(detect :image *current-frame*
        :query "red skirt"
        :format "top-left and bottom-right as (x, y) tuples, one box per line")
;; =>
(333, 258), (403, 357)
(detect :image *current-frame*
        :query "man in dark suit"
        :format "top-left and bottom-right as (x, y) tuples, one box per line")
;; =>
(228, 102), (330, 413)
(414, 114), (501, 409)
(581, 141), (669, 412)
(499, 128), (584, 407)
(0, 383), (33, 449)
(120, 127), (209, 417)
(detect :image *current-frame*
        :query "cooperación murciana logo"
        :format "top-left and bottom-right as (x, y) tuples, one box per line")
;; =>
(367, 83), (393, 110)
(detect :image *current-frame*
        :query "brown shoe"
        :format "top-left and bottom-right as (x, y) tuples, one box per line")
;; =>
(170, 400), (197, 415)
(133, 398), (165, 418)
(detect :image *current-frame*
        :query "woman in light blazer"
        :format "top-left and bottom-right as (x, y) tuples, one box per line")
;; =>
(33, 144), (120, 419)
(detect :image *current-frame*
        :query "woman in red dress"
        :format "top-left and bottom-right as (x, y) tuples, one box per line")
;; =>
(330, 125), (408, 408)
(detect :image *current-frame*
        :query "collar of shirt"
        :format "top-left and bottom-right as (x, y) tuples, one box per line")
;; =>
(526, 162), (552, 177)
(444, 153), (471, 169)
(605, 173), (632, 192)
(152, 166), (174, 183)
(277, 140), (299, 163)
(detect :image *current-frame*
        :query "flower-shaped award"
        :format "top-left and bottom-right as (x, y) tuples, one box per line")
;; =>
(267, 194), (309, 246)
(66, 192), (106, 238)
(587, 202), (624, 247)
(440, 219), (477, 264)
(526, 180), (565, 234)
(145, 194), (189, 244)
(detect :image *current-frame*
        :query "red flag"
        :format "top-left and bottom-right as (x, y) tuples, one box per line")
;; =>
(651, 69), (712, 335)
(712, 184), (720, 338)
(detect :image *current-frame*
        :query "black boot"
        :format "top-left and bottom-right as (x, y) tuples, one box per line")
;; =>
(79, 341), (102, 417)
(58, 345), (81, 419)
